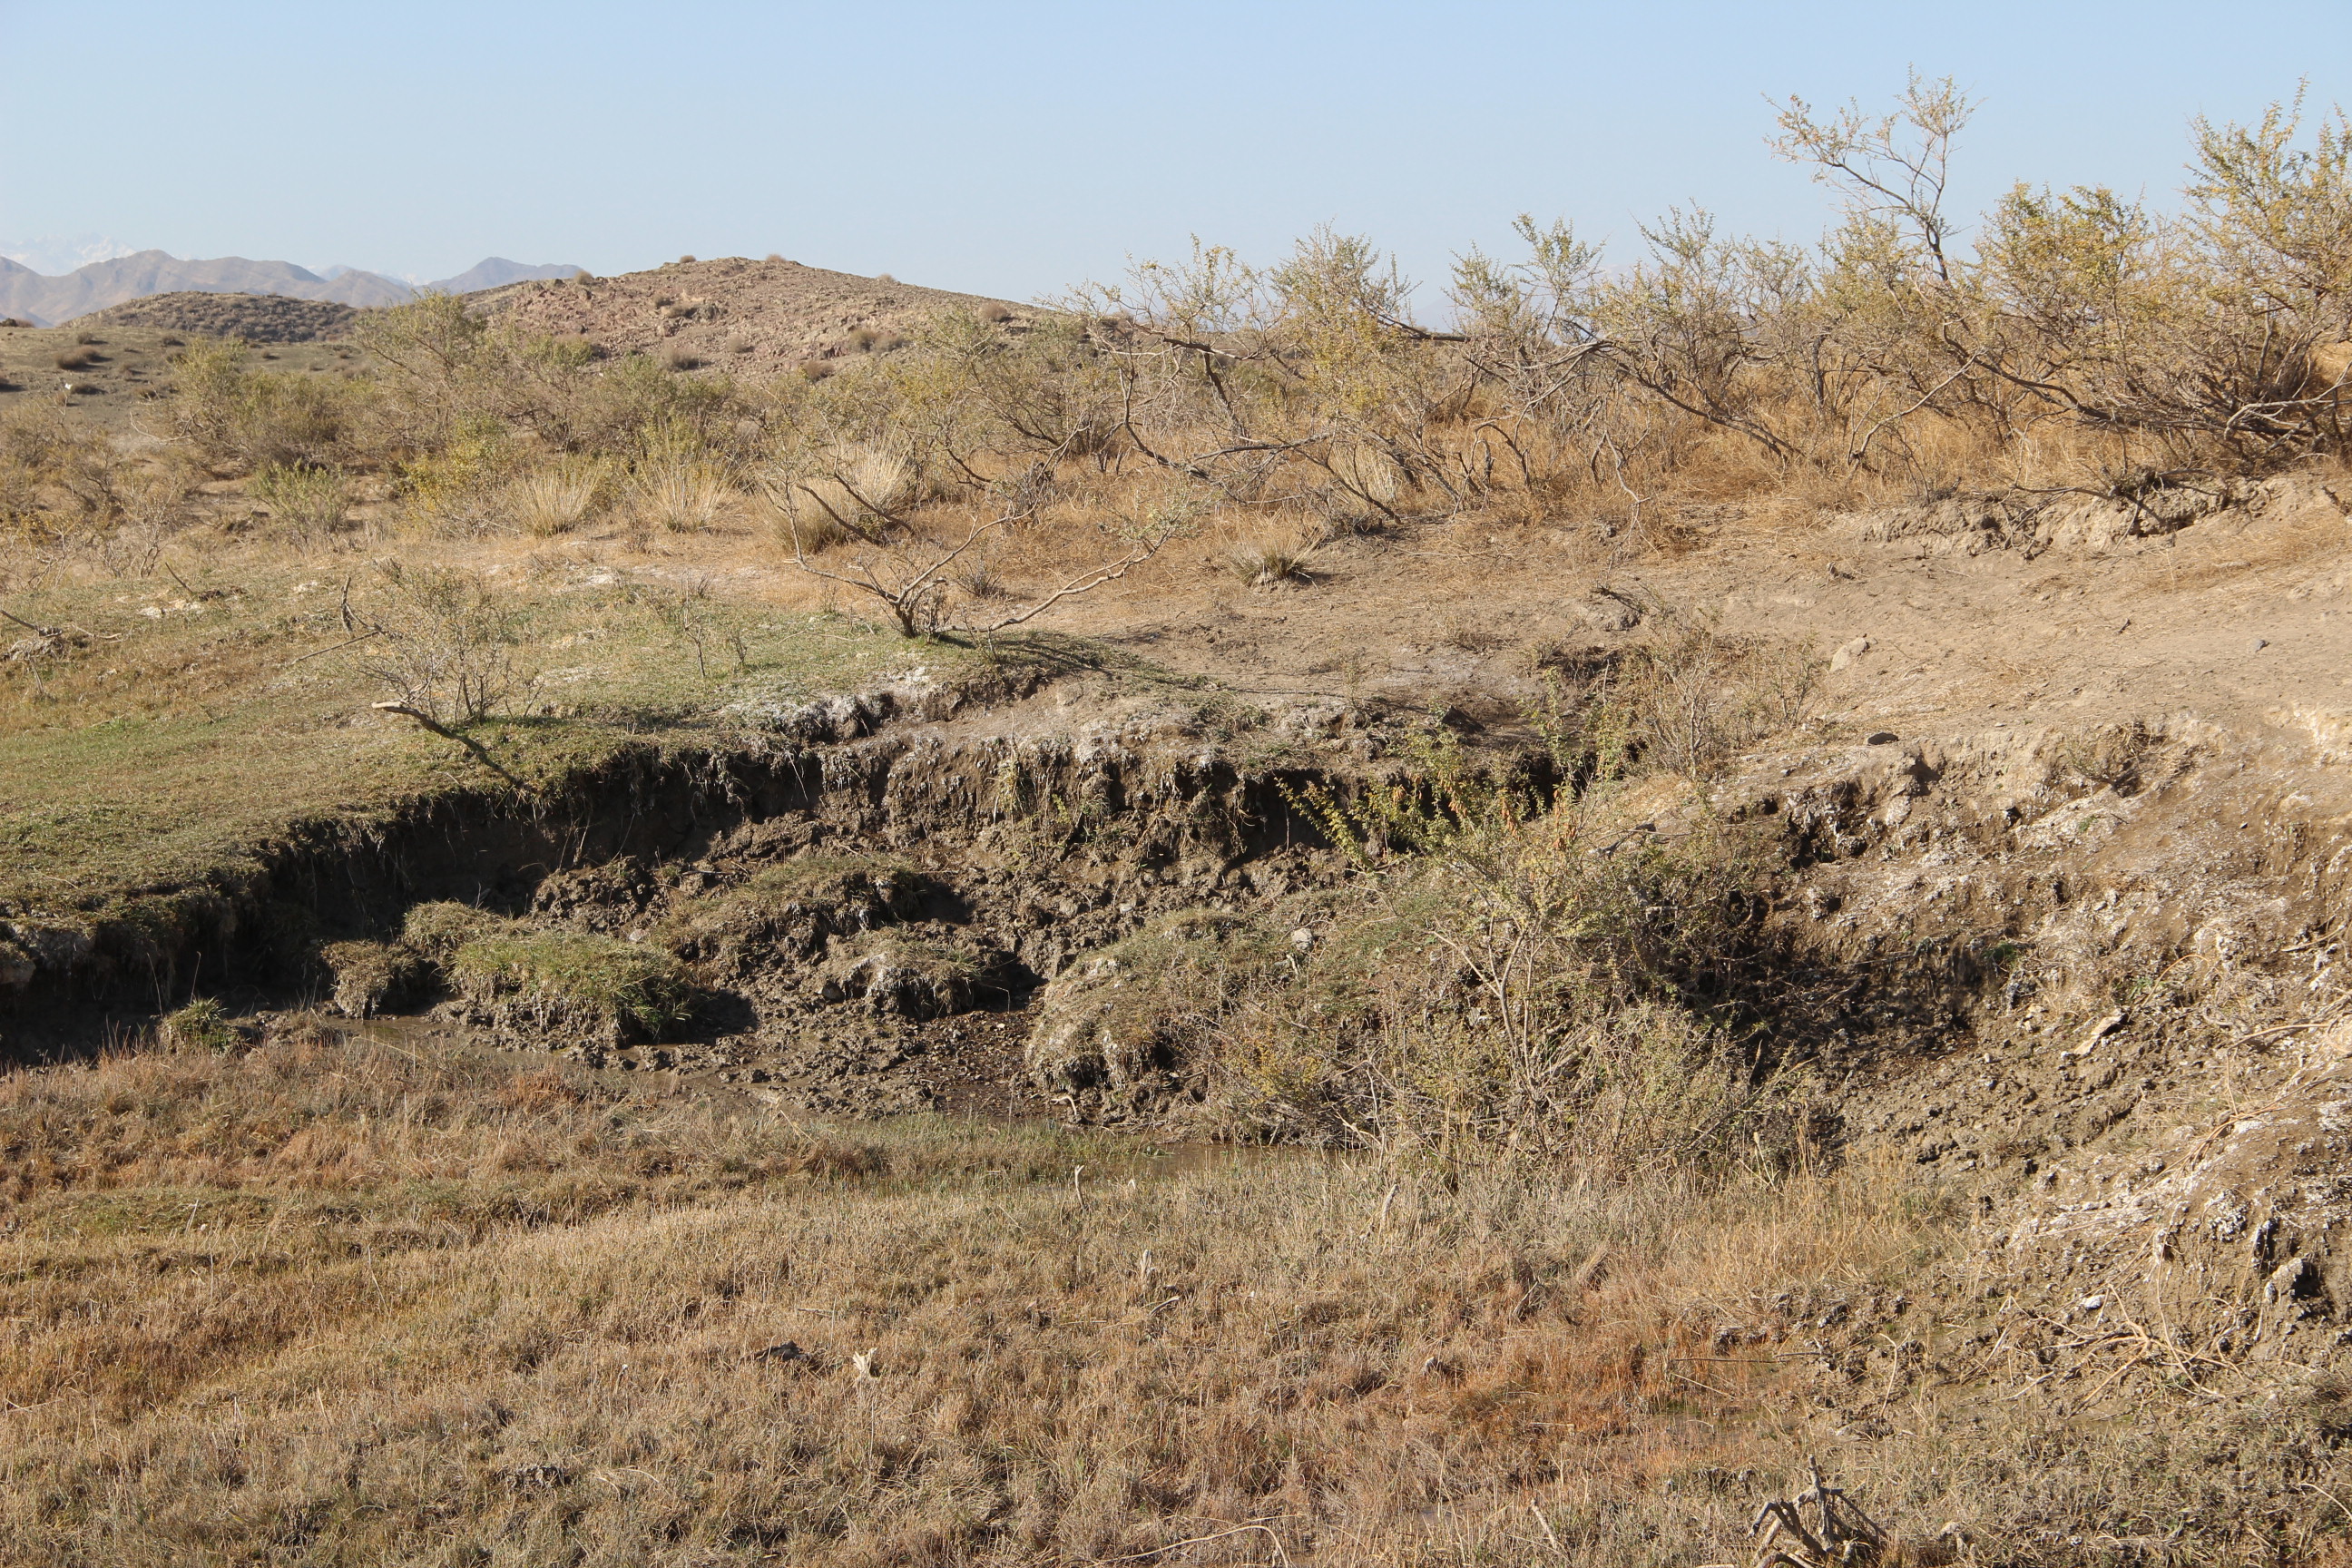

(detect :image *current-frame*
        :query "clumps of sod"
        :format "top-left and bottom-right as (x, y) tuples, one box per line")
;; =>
(318, 902), (502, 1021)
(446, 928), (693, 1051)
(1024, 909), (1294, 1120)
(318, 902), (693, 1052)
(656, 855), (937, 978)
(318, 940), (429, 1018)
(400, 901), (507, 960)
(160, 996), (242, 1053)
(818, 930), (1019, 1019)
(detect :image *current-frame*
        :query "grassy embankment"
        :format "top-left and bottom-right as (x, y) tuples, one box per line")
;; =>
(0, 556), (951, 926)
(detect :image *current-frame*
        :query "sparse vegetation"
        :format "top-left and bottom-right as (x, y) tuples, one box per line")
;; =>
(2, 74), (2348, 1568)
(0, 1021), (1955, 1568)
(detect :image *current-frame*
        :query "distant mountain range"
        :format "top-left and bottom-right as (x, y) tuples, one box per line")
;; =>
(0, 252), (581, 327)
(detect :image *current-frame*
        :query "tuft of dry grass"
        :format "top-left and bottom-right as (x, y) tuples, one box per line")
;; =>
(505, 463), (602, 536)
(633, 461), (730, 533)
(769, 443), (915, 549)
(1221, 526), (1320, 589)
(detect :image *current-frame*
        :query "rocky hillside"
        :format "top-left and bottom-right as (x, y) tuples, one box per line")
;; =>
(0, 250), (409, 325)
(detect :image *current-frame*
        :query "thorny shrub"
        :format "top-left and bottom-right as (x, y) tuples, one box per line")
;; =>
(94, 80), (2352, 596)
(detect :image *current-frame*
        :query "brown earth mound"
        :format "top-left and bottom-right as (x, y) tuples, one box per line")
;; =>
(74, 290), (364, 344)
(475, 254), (1029, 376)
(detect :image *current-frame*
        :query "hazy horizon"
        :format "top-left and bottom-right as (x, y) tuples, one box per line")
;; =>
(0, 240), (571, 288)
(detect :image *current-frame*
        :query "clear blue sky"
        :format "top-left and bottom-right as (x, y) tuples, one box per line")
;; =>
(2, 0), (2346, 304)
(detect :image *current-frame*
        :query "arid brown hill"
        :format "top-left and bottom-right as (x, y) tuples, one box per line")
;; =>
(74, 291), (363, 344)
(475, 254), (1029, 376)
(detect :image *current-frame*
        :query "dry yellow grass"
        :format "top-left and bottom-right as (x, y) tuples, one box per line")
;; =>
(0, 1025), (1959, 1567)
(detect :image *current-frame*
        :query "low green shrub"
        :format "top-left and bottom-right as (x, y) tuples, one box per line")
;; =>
(250, 462), (348, 537)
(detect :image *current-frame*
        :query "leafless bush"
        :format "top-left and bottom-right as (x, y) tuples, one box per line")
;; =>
(0, 403), (132, 544)
(950, 553), (1011, 602)
(768, 460), (1205, 636)
(1534, 610), (1827, 779)
(348, 562), (529, 725)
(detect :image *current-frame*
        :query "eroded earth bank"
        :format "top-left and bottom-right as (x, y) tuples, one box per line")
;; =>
(5, 470), (2352, 1565)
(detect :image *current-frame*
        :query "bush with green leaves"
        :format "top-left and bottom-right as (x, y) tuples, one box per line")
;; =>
(166, 338), (368, 473)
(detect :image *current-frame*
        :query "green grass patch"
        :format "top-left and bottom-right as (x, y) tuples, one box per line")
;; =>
(0, 562), (965, 920)
(449, 929), (694, 1044)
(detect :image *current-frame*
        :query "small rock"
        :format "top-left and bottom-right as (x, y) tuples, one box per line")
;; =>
(1866, 730), (1899, 745)
(1289, 927), (1316, 950)
(501, 1464), (573, 1492)
(1573, 587), (1644, 632)
(2077, 1295), (2104, 1313)
(1830, 635), (1872, 671)
(2250, 638), (2269, 652)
